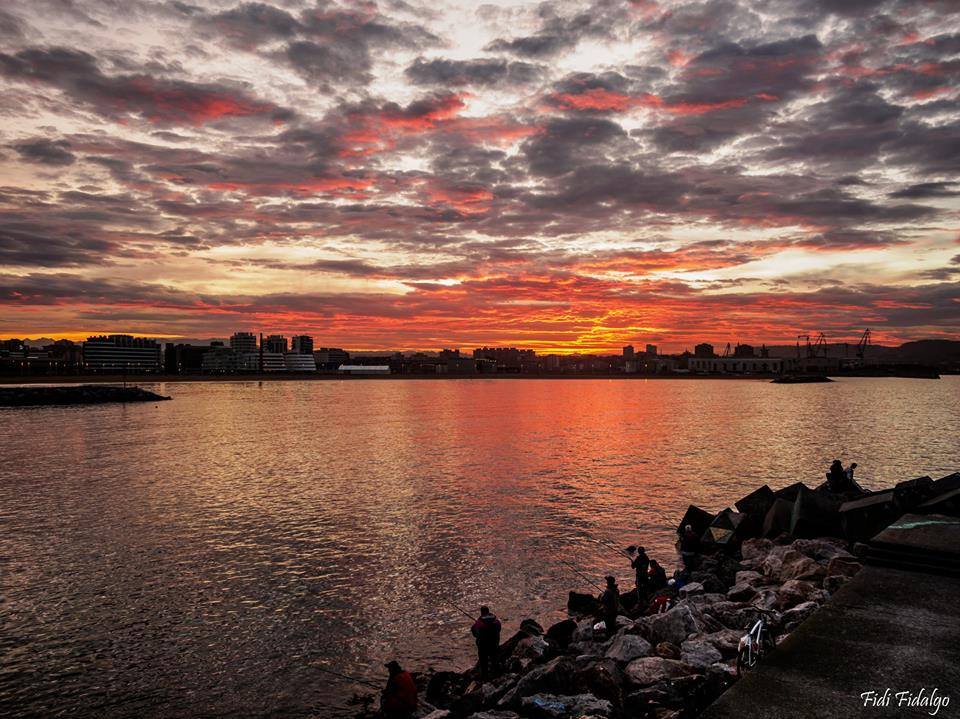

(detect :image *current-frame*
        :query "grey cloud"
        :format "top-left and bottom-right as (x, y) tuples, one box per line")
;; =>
(405, 57), (543, 87)
(12, 138), (76, 166)
(890, 182), (959, 199)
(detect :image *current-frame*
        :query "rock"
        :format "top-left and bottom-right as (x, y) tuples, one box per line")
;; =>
(467, 712), (520, 719)
(790, 486), (843, 538)
(546, 619), (578, 649)
(735, 485), (776, 536)
(505, 657), (578, 703)
(571, 659), (625, 707)
(839, 491), (902, 541)
(678, 505), (716, 539)
(824, 574), (850, 593)
(423, 711), (451, 719)
(740, 538), (774, 562)
(679, 582), (704, 599)
(762, 498), (795, 538)
(750, 589), (779, 610)
(688, 572), (726, 595)
(734, 570), (765, 586)
(701, 629), (744, 659)
(654, 642), (681, 660)
(680, 638), (723, 669)
(781, 601), (819, 630)
(624, 657), (696, 687)
(702, 509), (750, 550)
(894, 476), (935, 509)
(520, 693), (613, 719)
(427, 671), (472, 706)
(568, 641), (605, 658)
(826, 556), (862, 578)
(604, 634), (652, 663)
(777, 579), (819, 608)
(520, 618), (545, 637)
(726, 582), (757, 602)
(568, 591), (599, 614)
(515, 636), (550, 661)
(646, 605), (703, 646)
(779, 554), (826, 583)
(571, 620), (595, 644)
(775, 482), (809, 502)
(614, 615), (633, 630)
(791, 538), (852, 561)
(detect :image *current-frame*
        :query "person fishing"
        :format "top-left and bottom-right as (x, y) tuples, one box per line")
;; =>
(846, 462), (866, 492)
(679, 524), (701, 568)
(600, 576), (621, 634)
(470, 605), (502, 681)
(381, 661), (417, 719)
(631, 546), (650, 600)
(826, 459), (848, 493)
(648, 559), (668, 591)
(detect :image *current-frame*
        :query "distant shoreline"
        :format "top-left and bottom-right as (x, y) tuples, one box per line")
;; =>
(0, 373), (778, 385)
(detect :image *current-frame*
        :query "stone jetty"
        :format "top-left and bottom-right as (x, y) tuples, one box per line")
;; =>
(0, 384), (171, 406)
(360, 470), (960, 719)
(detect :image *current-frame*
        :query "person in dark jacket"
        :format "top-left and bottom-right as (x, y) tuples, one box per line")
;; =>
(826, 459), (848, 492)
(470, 606), (502, 681)
(381, 661), (417, 719)
(648, 560), (668, 590)
(600, 576), (621, 633)
(631, 546), (650, 599)
(679, 525), (701, 569)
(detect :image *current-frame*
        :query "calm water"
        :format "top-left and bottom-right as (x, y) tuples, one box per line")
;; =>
(1, 377), (958, 717)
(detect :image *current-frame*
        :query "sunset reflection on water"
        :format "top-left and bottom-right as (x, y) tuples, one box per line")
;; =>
(1, 377), (957, 717)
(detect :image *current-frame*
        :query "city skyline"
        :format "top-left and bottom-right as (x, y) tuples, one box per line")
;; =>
(1, 1), (959, 352)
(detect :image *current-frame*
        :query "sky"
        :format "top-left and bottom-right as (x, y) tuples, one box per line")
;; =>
(0, 0), (958, 353)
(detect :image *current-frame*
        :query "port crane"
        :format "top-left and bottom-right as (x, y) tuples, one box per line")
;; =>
(796, 333), (827, 359)
(855, 328), (871, 359)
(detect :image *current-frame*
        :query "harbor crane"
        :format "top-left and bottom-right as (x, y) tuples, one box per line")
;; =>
(856, 328), (872, 359)
(796, 333), (828, 359)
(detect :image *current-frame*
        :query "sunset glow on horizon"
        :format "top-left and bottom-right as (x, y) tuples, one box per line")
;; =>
(1, 0), (958, 352)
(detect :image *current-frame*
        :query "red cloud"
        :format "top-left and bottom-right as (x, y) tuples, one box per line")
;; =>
(547, 89), (778, 115)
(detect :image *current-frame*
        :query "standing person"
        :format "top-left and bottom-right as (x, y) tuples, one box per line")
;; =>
(648, 560), (668, 591)
(470, 606), (502, 681)
(600, 576), (621, 634)
(679, 525), (701, 569)
(631, 546), (650, 600)
(381, 661), (417, 719)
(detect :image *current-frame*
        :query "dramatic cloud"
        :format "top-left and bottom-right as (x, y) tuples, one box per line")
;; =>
(0, 0), (958, 350)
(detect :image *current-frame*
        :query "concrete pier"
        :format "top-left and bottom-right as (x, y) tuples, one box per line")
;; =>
(702, 515), (960, 718)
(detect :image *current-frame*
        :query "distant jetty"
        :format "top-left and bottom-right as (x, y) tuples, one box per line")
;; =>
(0, 384), (171, 407)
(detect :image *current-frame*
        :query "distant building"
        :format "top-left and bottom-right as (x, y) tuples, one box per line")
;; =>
(263, 335), (288, 354)
(202, 347), (246, 373)
(83, 335), (161, 372)
(338, 364), (390, 375)
(688, 357), (791, 374)
(733, 343), (755, 358)
(230, 332), (257, 353)
(623, 345), (635, 359)
(694, 343), (715, 358)
(260, 351), (286, 371)
(472, 347), (535, 372)
(314, 347), (350, 370)
(291, 335), (314, 355)
(646, 344), (658, 356)
(164, 343), (210, 374)
(284, 352), (316, 372)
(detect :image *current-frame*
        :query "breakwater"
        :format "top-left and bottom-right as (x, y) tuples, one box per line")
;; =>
(0, 384), (171, 406)
(375, 470), (960, 719)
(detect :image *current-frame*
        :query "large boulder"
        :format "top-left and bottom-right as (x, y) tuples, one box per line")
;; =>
(604, 634), (652, 664)
(570, 659), (625, 707)
(680, 638), (723, 669)
(735, 485), (776, 536)
(762, 498), (796, 539)
(467, 712), (520, 719)
(520, 693), (613, 719)
(726, 582), (758, 602)
(792, 538), (852, 562)
(779, 553), (826, 583)
(734, 570), (765, 586)
(514, 636), (551, 661)
(790, 486), (842, 538)
(740, 538), (774, 562)
(624, 657), (696, 687)
(839, 491), (902, 541)
(646, 605), (703, 646)
(503, 657), (579, 703)
(701, 629), (744, 659)
(678, 505), (716, 539)
(545, 619), (578, 649)
(654, 641), (681, 660)
(777, 579), (820, 608)
(567, 592), (599, 614)
(679, 582), (705, 599)
(826, 556), (863, 578)
(781, 601), (819, 630)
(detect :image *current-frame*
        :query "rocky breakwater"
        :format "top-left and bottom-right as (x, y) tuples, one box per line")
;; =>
(362, 471), (960, 719)
(0, 384), (171, 406)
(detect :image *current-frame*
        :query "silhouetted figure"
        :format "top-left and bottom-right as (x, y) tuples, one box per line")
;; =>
(470, 605), (502, 681)
(648, 560), (668, 590)
(679, 524), (701, 568)
(846, 462), (865, 492)
(647, 591), (673, 615)
(381, 661), (417, 719)
(631, 546), (650, 598)
(600, 576), (621, 633)
(826, 459), (847, 493)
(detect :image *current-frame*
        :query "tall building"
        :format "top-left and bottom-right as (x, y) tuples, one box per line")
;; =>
(263, 334), (288, 354)
(623, 345), (635, 359)
(646, 344), (658, 356)
(291, 335), (314, 354)
(164, 343), (210, 374)
(83, 335), (161, 372)
(230, 332), (257, 353)
(733, 343), (755, 358)
(694, 343), (715, 358)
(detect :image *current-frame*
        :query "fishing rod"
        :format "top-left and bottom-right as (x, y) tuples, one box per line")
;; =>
(435, 596), (478, 621)
(556, 556), (604, 592)
(593, 536), (635, 559)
